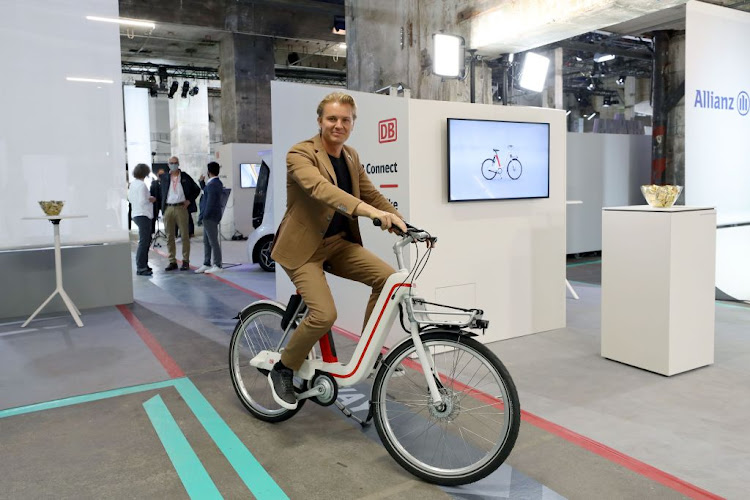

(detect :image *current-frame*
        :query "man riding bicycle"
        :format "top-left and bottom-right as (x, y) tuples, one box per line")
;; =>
(269, 92), (407, 409)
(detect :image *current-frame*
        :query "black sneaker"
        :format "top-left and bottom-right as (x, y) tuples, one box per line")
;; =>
(165, 262), (178, 271)
(268, 363), (298, 410)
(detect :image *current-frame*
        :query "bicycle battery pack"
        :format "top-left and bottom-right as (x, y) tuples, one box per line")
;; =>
(281, 294), (302, 331)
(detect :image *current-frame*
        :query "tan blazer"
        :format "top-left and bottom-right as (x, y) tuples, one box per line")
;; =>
(271, 134), (402, 270)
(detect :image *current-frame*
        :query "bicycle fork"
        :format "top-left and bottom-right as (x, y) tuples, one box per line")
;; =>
(410, 321), (445, 406)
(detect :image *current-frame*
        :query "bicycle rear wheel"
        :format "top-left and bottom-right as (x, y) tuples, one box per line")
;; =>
(372, 331), (520, 485)
(481, 158), (497, 180)
(229, 302), (305, 422)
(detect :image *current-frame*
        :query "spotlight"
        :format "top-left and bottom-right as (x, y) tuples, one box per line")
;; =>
(593, 53), (615, 63)
(168, 81), (179, 98)
(519, 52), (550, 92)
(332, 15), (345, 35)
(616, 75), (626, 86)
(603, 96), (611, 107)
(586, 79), (596, 91)
(433, 33), (464, 78)
(181, 81), (190, 98)
(188, 86), (199, 96)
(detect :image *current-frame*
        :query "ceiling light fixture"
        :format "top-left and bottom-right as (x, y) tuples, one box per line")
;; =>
(587, 112), (597, 121)
(593, 53), (615, 63)
(167, 81), (179, 99)
(66, 77), (113, 84)
(519, 52), (550, 92)
(181, 81), (190, 99)
(85, 16), (155, 29)
(332, 15), (346, 35)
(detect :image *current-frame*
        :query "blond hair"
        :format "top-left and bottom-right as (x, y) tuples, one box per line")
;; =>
(316, 92), (357, 120)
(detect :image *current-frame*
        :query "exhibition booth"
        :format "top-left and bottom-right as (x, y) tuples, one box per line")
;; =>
(270, 81), (567, 345)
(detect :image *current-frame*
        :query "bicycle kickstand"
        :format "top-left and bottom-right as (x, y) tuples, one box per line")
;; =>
(335, 400), (373, 428)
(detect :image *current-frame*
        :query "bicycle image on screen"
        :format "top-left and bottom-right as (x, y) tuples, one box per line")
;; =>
(481, 145), (523, 181)
(229, 220), (521, 486)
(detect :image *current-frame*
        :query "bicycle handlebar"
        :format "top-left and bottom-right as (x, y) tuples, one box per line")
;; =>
(372, 218), (437, 245)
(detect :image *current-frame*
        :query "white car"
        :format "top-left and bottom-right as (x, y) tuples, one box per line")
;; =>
(247, 160), (276, 272)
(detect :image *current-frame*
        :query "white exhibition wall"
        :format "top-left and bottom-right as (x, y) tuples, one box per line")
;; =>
(271, 81), (566, 345)
(566, 133), (651, 254)
(407, 99), (566, 342)
(0, 0), (128, 251)
(124, 86), (152, 179)
(686, 0), (750, 300)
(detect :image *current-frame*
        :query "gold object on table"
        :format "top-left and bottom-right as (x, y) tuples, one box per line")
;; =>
(640, 185), (683, 208)
(38, 200), (65, 216)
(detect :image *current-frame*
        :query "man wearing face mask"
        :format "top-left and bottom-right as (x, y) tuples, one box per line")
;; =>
(158, 156), (201, 271)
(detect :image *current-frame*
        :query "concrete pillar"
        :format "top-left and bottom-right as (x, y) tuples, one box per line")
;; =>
(219, 33), (275, 144)
(666, 32), (685, 188)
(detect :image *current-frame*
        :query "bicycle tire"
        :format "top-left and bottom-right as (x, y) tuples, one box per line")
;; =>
(372, 331), (520, 485)
(229, 302), (306, 422)
(481, 158), (497, 180)
(507, 159), (522, 180)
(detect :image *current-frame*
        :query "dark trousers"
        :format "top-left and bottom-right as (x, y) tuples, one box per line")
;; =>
(202, 219), (222, 267)
(133, 216), (152, 271)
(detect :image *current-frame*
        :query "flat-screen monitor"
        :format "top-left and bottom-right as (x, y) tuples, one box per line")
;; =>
(240, 163), (261, 188)
(447, 118), (550, 202)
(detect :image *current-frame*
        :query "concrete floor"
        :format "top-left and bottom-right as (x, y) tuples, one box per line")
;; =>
(1, 237), (743, 499)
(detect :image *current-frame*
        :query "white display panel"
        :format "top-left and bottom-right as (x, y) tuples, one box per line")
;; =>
(686, 0), (750, 299)
(448, 118), (550, 201)
(0, 0), (127, 250)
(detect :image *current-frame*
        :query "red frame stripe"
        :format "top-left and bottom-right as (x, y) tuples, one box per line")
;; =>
(331, 283), (410, 379)
(116, 305), (184, 378)
(379, 184), (399, 188)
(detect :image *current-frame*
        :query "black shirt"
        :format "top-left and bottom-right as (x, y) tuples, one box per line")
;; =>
(324, 154), (354, 238)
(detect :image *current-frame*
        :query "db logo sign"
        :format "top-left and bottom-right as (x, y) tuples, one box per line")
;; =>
(379, 118), (397, 143)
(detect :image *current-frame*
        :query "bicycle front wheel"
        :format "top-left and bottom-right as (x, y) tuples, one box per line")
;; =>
(372, 331), (520, 485)
(507, 159), (522, 180)
(229, 302), (305, 422)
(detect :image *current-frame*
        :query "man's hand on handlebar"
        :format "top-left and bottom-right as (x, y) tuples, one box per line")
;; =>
(374, 212), (407, 235)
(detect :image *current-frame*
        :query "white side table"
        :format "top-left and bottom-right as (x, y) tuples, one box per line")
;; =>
(601, 206), (716, 375)
(22, 215), (88, 328)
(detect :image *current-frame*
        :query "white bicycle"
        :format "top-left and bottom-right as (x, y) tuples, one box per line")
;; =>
(229, 221), (520, 485)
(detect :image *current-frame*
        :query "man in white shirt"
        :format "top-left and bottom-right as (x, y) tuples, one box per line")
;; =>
(157, 156), (201, 271)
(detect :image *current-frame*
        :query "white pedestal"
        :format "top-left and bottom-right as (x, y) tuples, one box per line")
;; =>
(601, 206), (716, 376)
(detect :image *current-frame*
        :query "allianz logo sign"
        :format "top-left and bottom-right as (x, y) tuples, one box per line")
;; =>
(693, 90), (750, 116)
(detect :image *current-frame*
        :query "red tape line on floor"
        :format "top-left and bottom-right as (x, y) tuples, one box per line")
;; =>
(116, 304), (185, 379)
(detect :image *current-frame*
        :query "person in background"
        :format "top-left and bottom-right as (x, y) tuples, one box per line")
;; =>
(195, 161), (224, 274)
(128, 163), (156, 276)
(150, 166), (166, 235)
(159, 156), (200, 271)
